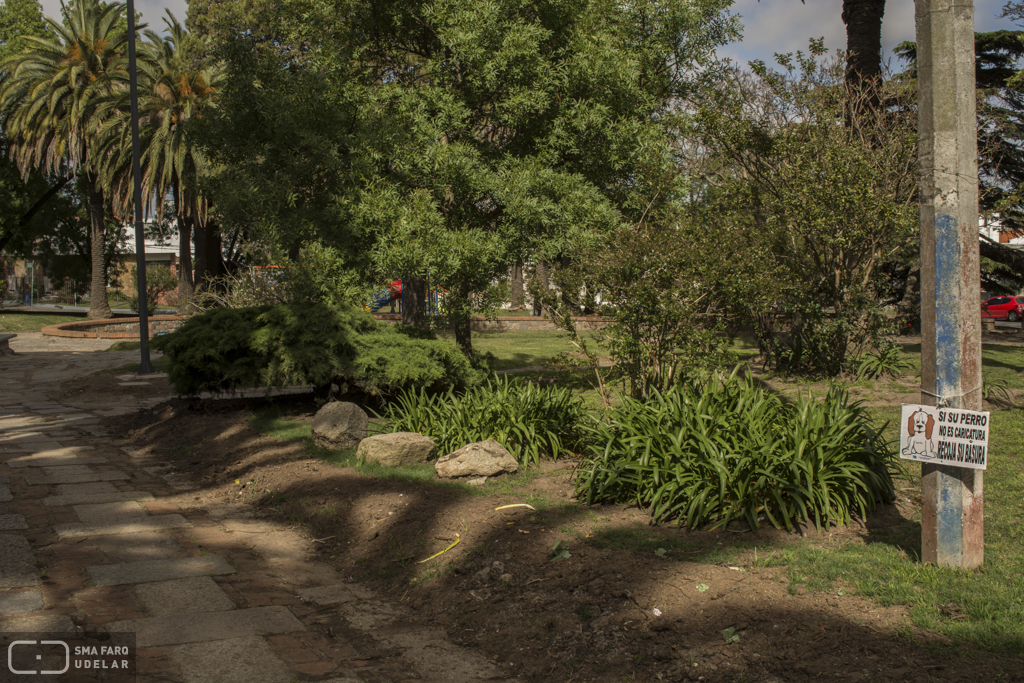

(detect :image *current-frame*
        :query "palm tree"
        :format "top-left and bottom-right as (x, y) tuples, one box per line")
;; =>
(98, 11), (222, 309)
(842, 0), (886, 90)
(0, 0), (129, 319)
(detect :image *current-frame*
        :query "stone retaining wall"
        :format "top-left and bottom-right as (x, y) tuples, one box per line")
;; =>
(40, 316), (184, 339)
(42, 313), (610, 339)
(372, 313), (613, 331)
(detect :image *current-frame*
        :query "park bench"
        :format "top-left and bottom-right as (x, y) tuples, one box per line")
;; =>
(0, 333), (15, 355)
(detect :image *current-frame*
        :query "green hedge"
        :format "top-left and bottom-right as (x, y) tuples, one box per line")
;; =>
(152, 303), (482, 396)
(575, 369), (899, 531)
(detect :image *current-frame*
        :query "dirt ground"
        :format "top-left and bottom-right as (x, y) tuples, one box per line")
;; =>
(51, 370), (1023, 683)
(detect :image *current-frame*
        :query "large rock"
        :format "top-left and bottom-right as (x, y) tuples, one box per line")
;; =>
(357, 433), (434, 467)
(435, 439), (519, 479)
(311, 402), (367, 450)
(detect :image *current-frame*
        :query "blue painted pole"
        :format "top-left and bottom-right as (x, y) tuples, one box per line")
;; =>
(916, 0), (984, 568)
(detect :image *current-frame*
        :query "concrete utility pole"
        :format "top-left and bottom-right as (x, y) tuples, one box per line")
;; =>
(916, 0), (984, 568)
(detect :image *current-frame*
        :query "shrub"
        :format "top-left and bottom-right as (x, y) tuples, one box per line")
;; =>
(384, 375), (587, 467)
(129, 265), (177, 314)
(852, 340), (914, 379)
(351, 325), (483, 396)
(574, 369), (899, 531)
(152, 302), (479, 396)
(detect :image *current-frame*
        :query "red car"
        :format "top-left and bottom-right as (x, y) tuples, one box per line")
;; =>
(981, 295), (1024, 321)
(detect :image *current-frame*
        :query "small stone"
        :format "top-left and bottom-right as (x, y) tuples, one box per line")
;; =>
(356, 432), (434, 467)
(435, 440), (518, 479)
(311, 402), (368, 450)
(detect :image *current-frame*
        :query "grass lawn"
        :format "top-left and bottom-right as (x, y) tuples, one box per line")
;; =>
(0, 313), (83, 333)
(438, 328), (607, 372)
(768, 401), (1024, 654)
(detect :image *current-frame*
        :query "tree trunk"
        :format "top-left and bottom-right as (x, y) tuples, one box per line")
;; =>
(454, 314), (473, 356)
(532, 260), (549, 316)
(86, 175), (112, 320)
(193, 220), (208, 291)
(177, 213), (194, 309)
(509, 262), (525, 311)
(402, 274), (427, 328)
(205, 227), (224, 279)
(842, 0), (885, 92)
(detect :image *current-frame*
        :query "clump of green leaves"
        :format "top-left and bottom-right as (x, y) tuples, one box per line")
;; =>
(152, 302), (481, 396)
(575, 369), (899, 531)
(853, 341), (914, 379)
(384, 375), (586, 467)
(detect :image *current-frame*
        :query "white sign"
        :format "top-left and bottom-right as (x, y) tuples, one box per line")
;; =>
(900, 404), (989, 470)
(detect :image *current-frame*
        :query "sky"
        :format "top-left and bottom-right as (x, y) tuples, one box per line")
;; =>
(36, 0), (1020, 67)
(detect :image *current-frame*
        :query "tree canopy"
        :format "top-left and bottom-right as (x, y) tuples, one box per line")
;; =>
(191, 0), (739, 352)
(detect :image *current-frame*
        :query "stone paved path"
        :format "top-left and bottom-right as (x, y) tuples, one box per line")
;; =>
(0, 334), (513, 683)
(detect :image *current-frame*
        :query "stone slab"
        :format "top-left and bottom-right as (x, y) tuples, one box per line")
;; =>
(0, 477), (11, 484)
(135, 576), (236, 616)
(73, 501), (148, 523)
(42, 491), (155, 507)
(0, 515), (27, 531)
(0, 486), (10, 503)
(6, 450), (103, 468)
(0, 536), (39, 589)
(55, 514), (191, 540)
(88, 555), (234, 587)
(106, 606), (303, 647)
(89, 532), (184, 563)
(41, 465), (95, 474)
(168, 635), (295, 683)
(118, 382), (151, 387)
(26, 470), (129, 485)
(57, 482), (118, 495)
(0, 614), (76, 632)
(0, 591), (43, 616)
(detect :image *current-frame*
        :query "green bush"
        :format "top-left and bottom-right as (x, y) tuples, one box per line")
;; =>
(129, 265), (177, 314)
(575, 369), (899, 531)
(152, 302), (479, 396)
(384, 375), (587, 467)
(852, 340), (913, 379)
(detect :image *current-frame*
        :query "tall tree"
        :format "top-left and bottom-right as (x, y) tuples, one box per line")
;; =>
(97, 11), (223, 307)
(0, 0), (71, 258)
(0, 0), (130, 319)
(196, 0), (739, 354)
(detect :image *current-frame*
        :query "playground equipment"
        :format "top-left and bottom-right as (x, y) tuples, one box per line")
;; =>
(368, 280), (403, 312)
(367, 278), (448, 315)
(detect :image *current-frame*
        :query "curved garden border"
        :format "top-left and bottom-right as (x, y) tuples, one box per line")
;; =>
(40, 315), (185, 340)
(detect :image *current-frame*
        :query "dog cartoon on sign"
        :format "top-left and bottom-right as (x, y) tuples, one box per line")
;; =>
(902, 408), (937, 459)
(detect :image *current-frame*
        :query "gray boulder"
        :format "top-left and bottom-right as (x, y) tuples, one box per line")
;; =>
(311, 402), (367, 450)
(435, 439), (519, 479)
(357, 432), (435, 467)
